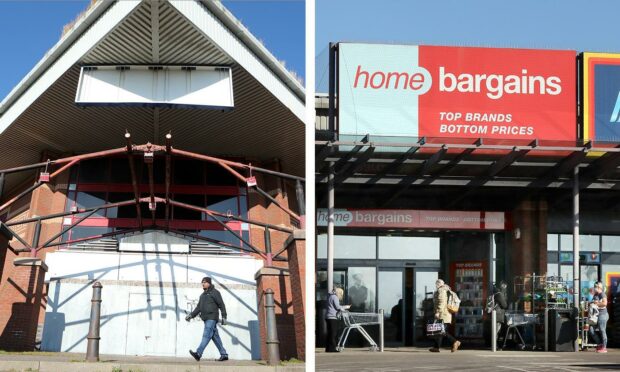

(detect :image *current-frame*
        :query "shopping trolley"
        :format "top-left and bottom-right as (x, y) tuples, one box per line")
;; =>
(502, 312), (540, 350)
(337, 311), (381, 351)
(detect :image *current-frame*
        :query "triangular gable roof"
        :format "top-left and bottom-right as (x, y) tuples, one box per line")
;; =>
(0, 0), (305, 131)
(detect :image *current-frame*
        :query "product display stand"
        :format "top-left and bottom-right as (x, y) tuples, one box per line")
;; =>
(452, 262), (486, 339)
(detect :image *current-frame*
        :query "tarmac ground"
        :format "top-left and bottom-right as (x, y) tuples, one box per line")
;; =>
(316, 347), (620, 372)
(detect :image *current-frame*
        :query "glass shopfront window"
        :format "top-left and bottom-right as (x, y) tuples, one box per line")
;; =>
(580, 235), (600, 251)
(547, 234), (558, 251)
(317, 234), (376, 259)
(602, 235), (620, 252)
(560, 234), (573, 251)
(378, 236), (439, 260)
(316, 270), (347, 301)
(347, 267), (376, 313)
(75, 192), (106, 217)
(62, 157), (249, 245)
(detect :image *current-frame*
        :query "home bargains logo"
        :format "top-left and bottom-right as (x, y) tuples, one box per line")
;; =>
(338, 43), (576, 141)
(316, 209), (506, 230)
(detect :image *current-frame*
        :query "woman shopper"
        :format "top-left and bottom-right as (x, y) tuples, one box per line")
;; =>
(589, 281), (608, 353)
(325, 287), (349, 352)
(430, 279), (461, 353)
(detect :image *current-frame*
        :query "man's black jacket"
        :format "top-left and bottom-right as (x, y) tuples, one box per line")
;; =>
(190, 285), (227, 321)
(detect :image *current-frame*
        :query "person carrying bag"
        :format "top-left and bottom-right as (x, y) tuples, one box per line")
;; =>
(429, 279), (461, 353)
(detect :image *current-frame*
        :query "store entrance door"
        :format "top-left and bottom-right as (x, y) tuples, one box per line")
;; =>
(379, 267), (439, 346)
(378, 269), (404, 346)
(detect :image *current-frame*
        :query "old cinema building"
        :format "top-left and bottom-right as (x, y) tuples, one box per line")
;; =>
(0, 0), (306, 360)
(316, 43), (620, 347)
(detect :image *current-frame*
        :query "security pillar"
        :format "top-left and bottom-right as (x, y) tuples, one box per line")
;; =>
(265, 288), (280, 364)
(86, 282), (103, 362)
(327, 163), (335, 293)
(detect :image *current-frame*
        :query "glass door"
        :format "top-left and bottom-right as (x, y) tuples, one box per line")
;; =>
(413, 269), (439, 345)
(378, 269), (404, 346)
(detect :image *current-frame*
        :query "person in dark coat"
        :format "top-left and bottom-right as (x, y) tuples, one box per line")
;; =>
(186, 276), (228, 362)
(493, 281), (509, 342)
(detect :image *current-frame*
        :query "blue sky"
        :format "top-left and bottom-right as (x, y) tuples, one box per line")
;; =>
(0, 0), (305, 102)
(316, 0), (620, 92)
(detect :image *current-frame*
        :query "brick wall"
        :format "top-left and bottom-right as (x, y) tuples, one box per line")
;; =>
(510, 198), (548, 277)
(248, 170), (305, 361)
(286, 231), (306, 360)
(255, 267), (296, 360)
(0, 173), (68, 351)
(0, 258), (47, 350)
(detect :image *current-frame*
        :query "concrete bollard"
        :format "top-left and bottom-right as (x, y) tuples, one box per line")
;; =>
(265, 288), (280, 364)
(86, 281), (102, 362)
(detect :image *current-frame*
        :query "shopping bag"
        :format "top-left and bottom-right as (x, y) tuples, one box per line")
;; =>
(587, 303), (599, 326)
(426, 320), (445, 337)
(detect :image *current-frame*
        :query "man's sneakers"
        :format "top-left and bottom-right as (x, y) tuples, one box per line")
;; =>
(217, 355), (229, 361)
(451, 340), (461, 353)
(428, 347), (440, 352)
(596, 344), (608, 353)
(189, 350), (201, 361)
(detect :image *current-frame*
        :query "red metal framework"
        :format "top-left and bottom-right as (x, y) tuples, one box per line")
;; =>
(0, 133), (305, 263)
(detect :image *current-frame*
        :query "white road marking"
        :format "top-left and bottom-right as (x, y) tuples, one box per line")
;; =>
(478, 354), (560, 358)
(497, 366), (532, 371)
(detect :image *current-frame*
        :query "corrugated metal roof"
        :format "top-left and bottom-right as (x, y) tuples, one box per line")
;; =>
(0, 0), (305, 196)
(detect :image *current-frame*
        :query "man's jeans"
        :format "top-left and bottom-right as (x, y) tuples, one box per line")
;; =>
(588, 312), (608, 347)
(196, 319), (228, 357)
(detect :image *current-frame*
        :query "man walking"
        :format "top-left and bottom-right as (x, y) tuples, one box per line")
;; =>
(186, 276), (229, 361)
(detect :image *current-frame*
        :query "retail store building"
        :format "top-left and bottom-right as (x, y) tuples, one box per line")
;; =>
(315, 43), (620, 348)
(0, 0), (306, 361)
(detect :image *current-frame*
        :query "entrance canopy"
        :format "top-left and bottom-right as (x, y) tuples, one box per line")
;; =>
(316, 135), (620, 210)
(0, 0), (305, 195)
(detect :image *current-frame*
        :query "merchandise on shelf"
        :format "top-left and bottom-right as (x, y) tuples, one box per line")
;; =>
(452, 261), (486, 339)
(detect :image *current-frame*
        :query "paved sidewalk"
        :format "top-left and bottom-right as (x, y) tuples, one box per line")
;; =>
(0, 352), (304, 372)
(316, 347), (620, 371)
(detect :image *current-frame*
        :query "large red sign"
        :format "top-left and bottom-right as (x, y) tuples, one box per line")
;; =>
(419, 46), (576, 140)
(338, 44), (577, 141)
(316, 209), (506, 230)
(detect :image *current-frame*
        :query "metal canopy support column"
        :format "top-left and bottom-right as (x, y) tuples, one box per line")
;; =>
(31, 221), (41, 257)
(572, 165), (580, 352)
(327, 162), (335, 293)
(147, 160), (156, 225)
(125, 133), (143, 231)
(164, 133), (172, 232)
(328, 42), (336, 139)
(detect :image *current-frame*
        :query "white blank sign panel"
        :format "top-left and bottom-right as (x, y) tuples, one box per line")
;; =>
(75, 65), (234, 110)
